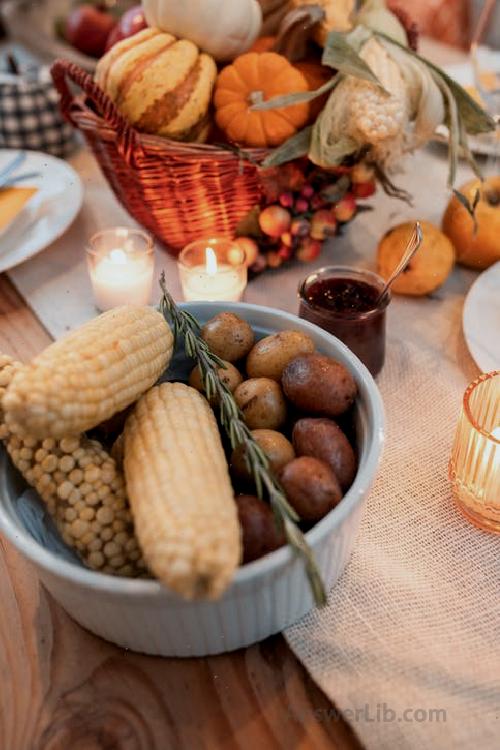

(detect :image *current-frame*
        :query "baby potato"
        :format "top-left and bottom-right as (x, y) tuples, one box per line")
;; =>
(283, 353), (357, 418)
(201, 313), (255, 362)
(280, 457), (343, 522)
(189, 361), (243, 401)
(234, 378), (287, 430)
(231, 429), (295, 480)
(246, 330), (315, 381)
(293, 417), (357, 491)
(236, 494), (286, 564)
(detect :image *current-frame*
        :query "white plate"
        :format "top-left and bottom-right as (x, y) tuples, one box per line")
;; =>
(435, 60), (500, 156)
(463, 262), (500, 373)
(0, 150), (83, 273)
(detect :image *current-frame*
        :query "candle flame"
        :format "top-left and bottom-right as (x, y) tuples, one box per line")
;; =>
(205, 247), (218, 276)
(108, 248), (128, 265)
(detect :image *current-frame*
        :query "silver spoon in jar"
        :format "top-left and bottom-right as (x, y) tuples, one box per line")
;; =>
(375, 221), (423, 305)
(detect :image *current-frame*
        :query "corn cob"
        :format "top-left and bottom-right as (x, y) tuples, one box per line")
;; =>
(124, 382), (241, 599)
(349, 38), (408, 143)
(0, 355), (147, 578)
(321, 37), (409, 167)
(3, 306), (173, 439)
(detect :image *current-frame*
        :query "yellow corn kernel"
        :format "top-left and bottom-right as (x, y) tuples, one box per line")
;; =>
(3, 306), (174, 438)
(0, 355), (148, 578)
(124, 382), (241, 600)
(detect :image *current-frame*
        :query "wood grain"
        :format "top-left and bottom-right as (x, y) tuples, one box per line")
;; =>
(0, 274), (361, 750)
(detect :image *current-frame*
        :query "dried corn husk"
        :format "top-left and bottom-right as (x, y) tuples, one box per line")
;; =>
(310, 36), (410, 168)
(380, 38), (445, 148)
(356, 0), (408, 46)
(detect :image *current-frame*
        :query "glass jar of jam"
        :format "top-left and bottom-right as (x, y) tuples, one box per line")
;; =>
(299, 266), (391, 377)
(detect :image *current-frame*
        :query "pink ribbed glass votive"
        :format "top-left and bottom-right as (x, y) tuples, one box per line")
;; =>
(449, 371), (500, 533)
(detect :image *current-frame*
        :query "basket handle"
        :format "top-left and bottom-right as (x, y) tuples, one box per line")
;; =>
(50, 59), (144, 165)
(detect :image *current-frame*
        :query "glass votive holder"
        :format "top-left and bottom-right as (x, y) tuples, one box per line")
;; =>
(298, 266), (391, 377)
(86, 227), (154, 312)
(449, 371), (500, 534)
(178, 238), (247, 302)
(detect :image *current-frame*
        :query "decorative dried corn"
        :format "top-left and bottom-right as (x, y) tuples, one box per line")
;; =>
(312, 37), (409, 168)
(0, 356), (147, 578)
(3, 306), (174, 439)
(124, 382), (241, 599)
(347, 37), (408, 144)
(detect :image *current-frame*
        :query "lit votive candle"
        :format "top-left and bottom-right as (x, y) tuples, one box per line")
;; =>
(449, 370), (500, 534)
(178, 238), (247, 302)
(86, 228), (154, 311)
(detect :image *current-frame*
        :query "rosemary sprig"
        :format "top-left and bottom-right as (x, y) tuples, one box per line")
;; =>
(159, 274), (327, 607)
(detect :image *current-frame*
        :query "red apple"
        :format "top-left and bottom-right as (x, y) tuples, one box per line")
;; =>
(352, 181), (376, 199)
(259, 205), (291, 238)
(105, 5), (147, 51)
(334, 193), (356, 223)
(65, 4), (117, 58)
(296, 238), (322, 262)
(310, 209), (337, 241)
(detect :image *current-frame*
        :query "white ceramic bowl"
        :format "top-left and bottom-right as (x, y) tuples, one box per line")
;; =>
(0, 302), (384, 657)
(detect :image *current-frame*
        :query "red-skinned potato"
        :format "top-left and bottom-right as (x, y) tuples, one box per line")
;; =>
(292, 417), (357, 491)
(282, 353), (357, 418)
(280, 456), (343, 521)
(236, 494), (286, 563)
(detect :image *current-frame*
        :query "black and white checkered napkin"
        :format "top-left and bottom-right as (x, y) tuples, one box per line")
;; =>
(0, 66), (75, 158)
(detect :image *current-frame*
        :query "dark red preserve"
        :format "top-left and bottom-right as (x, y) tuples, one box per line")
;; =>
(299, 267), (390, 377)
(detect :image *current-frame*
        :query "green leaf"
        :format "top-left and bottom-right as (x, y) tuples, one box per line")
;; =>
(452, 187), (480, 234)
(322, 28), (382, 88)
(375, 31), (496, 134)
(262, 126), (313, 168)
(457, 117), (483, 181)
(431, 70), (459, 186)
(250, 76), (338, 112)
(308, 99), (357, 167)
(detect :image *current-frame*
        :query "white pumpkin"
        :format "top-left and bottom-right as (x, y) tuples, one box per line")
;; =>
(142, 0), (263, 61)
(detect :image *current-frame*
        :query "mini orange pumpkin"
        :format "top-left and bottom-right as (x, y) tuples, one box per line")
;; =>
(214, 52), (310, 148)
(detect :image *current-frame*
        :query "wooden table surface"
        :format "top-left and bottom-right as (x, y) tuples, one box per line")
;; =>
(0, 37), (468, 750)
(0, 264), (363, 750)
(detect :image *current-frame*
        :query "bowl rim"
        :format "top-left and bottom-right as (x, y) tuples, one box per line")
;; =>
(0, 301), (385, 598)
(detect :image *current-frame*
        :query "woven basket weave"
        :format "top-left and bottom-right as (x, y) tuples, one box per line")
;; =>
(51, 59), (269, 254)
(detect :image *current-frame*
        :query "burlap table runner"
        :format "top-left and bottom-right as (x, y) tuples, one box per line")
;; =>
(7, 145), (499, 748)
(284, 279), (500, 748)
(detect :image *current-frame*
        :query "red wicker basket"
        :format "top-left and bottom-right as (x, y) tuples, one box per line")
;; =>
(51, 59), (269, 255)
